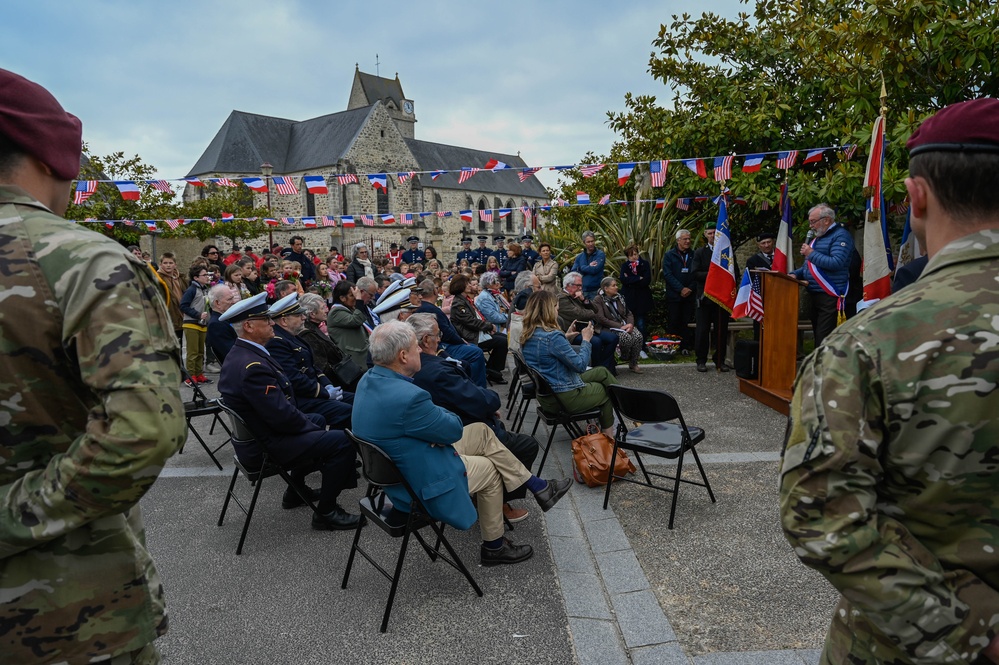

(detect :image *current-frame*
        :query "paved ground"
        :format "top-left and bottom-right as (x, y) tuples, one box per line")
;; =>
(142, 361), (837, 663)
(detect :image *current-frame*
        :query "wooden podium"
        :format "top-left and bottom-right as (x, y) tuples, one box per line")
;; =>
(738, 271), (800, 415)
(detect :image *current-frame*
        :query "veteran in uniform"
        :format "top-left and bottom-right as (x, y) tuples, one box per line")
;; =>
(779, 98), (999, 664)
(744, 232), (775, 272)
(491, 234), (508, 270)
(520, 233), (540, 269)
(0, 68), (186, 664)
(401, 235), (424, 265)
(218, 293), (362, 530)
(456, 236), (476, 265)
(472, 235), (491, 265)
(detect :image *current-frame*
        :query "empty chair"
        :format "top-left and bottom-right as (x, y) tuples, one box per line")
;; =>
(180, 367), (230, 470)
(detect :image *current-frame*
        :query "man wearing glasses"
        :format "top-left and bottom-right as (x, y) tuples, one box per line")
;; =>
(793, 204), (854, 347)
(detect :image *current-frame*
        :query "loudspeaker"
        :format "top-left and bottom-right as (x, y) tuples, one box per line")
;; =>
(734, 340), (758, 379)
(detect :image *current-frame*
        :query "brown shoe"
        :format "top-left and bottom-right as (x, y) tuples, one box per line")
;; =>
(503, 503), (529, 523)
(629, 364), (643, 374)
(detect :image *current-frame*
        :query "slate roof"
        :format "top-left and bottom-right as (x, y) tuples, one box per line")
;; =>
(356, 71), (406, 108)
(186, 107), (373, 177)
(406, 139), (548, 199)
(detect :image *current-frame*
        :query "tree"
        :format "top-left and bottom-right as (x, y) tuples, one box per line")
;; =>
(177, 184), (270, 245)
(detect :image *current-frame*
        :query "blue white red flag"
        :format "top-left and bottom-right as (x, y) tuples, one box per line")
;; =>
(367, 174), (387, 191)
(484, 159), (509, 170)
(682, 159), (707, 178)
(149, 180), (174, 195)
(460, 210), (473, 223)
(649, 160), (669, 187)
(617, 163), (636, 185)
(742, 154), (765, 173)
(431, 171), (446, 180)
(221, 212), (234, 220)
(802, 149), (824, 165)
(143, 221), (157, 232)
(655, 198), (665, 209)
(579, 164), (605, 177)
(242, 177), (268, 192)
(862, 114), (892, 303)
(713, 156), (734, 181)
(265, 218), (279, 227)
(732, 269), (764, 321)
(776, 151), (798, 170)
(519, 167), (541, 182)
(498, 209), (511, 219)
(458, 168), (479, 184)
(303, 176), (328, 194)
(773, 183), (794, 273)
(380, 214), (395, 224)
(337, 174), (358, 185)
(576, 191), (590, 205)
(419, 212), (433, 218)
(540, 205), (551, 212)
(340, 216), (355, 227)
(73, 180), (98, 204)
(273, 177), (298, 195)
(703, 197), (737, 313)
(302, 217), (317, 228)
(182, 177), (204, 187)
(598, 194), (611, 205)
(114, 181), (141, 200)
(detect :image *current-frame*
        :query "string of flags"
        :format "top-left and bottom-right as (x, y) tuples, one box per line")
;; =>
(71, 142), (860, 206)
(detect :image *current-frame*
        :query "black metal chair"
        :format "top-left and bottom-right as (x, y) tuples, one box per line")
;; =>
(216, 400), (321, 555)
(603, 385), (715, 528)
(520, 362), (601, 476)
(341, 429), (483, 633)
(180, 368), (230, 470)
(507, 351), (536, 434)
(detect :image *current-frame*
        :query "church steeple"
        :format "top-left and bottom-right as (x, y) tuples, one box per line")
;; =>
(347, 69), (416, 139)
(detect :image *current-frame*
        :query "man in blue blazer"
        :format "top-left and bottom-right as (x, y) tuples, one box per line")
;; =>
(218, 292), (362, 531)
(411, 279), (488, 387)
(351, 321), (571, 566)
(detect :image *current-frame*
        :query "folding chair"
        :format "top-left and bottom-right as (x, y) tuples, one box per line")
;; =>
(521, 363), (601, 476)
(603, 385), (715, 529)
(180, 367), (230, 470)
(506, 351), (536, 434)
(216, 400), (322, 554)
(341, 430), (483, 633)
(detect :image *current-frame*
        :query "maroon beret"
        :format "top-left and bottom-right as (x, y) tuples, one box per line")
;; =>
(0, 68), (83, 181)
(907, 98), (999, 157)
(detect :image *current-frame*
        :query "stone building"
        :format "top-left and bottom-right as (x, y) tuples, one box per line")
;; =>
(185, 67), (549, 260)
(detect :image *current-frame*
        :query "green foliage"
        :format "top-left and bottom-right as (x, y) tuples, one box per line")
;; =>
(177, 184), (270, 244)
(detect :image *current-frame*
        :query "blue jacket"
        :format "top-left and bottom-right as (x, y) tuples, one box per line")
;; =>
(571, 249), (606, 294)
(414, 300), (464, 346)
(351, 365), (476, 530)
(207, 309), (237, 363)
(475, 291), (508, 327)
(499, 254), (527, 293)
(412, 353), (504, 438)
(793, 223), (854, 294)
(662, 248), (694, 302)
(521, 328), (591, 393)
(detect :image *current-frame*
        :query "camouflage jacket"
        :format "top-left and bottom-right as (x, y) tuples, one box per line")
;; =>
(0, 185), (185, 664)
(780, 228), (999, 664)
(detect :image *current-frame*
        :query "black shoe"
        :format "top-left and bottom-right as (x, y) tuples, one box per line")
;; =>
(480, 538), (533, 566)
(282, 485), (321, 509)
(717, 364), (731, 373)
(311, 505), (364, 531)
(533, 477), (572, 512)
(696, 364), (708, 373)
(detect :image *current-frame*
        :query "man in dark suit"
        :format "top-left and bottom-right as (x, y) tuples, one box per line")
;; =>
(266, 293), (354, 429)
(690, 224), (731, 373)
(351, 321), (571, 566)
(218, 292), (361, 531)
(408, 313), (539, 523)
(745, 232), (776, 272)
(207, 284), (239, 364)
(411, 279), (488, 387)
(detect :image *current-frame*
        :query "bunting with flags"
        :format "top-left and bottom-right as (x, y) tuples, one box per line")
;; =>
(340, 216), (355, 227)
(321, 216), (336, 227)
(458, 167), (479, 184)
(649, 160), (668, 187)
(367, 174), (387, 191)
(676, 198), (691, 211)
(182, 177), (204, 187)
(242, 177), (268, 192)
(273, 177), (298, 195)
(703, 196), (737, 313)
(617, 163), (635, 185)
(114, 181), (141, 200)
(361, 215), (374, 226)
(303, 175), (328, 194)
(776, 151), (798, 170)
(396, 171), (416, 184)
(73, 180), (98, 204)
(484, 159), (509, 171)
(579, 164), (605, 177)
(598, 194), (611, 205)
(210, 178), (238, 187)
(682, 159), (707, 178)
(713, 156), (734, 181)
(337, 174), (358, 185)
(401, 213), (414, 225)
(431, 170), (446, 180)
(460, 210), (473, 223)
(576, 191), (590, 205)
(519, 167), (541, 182)
(302, 217), (317, 228)
(802, 148), (824, 165)
(479, 209), (492, 222)
(149, 180), (174, 195)
(742, 154), (765, 173)
(380, 214), (395, 224)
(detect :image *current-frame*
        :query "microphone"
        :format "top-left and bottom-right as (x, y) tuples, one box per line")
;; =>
(805, 230), (815, 243)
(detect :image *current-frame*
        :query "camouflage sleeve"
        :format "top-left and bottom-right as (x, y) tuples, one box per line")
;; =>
(0, 248), (186, 558)
(779, 339), (999, 663)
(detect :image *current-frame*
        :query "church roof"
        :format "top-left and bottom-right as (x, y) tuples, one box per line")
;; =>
(406, 139), (548, 199)
(186, 107), (373, 177)
(355, 71), (406, 108)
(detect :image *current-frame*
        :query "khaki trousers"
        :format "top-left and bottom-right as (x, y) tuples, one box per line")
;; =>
(454, 422), (532, 541)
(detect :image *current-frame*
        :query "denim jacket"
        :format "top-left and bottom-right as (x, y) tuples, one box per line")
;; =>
(521, 328), (591, 392)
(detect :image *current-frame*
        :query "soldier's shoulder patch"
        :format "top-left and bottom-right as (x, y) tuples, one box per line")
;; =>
(245, 361), (262, 369)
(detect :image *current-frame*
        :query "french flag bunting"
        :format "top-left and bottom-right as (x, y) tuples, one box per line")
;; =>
(431, 170), (446, 180)
(579, 164), (605, 177)
(498, 208), (511, 219)
(479, 209), (493, 222)
(337, 174), (358, 185)
(303, 175), (328, 194)
(265, 218), (280, 227)
(401, 213), (414, 225)
(458, 168), (479, 184)
(802, 148), (824, 165)
(380, 214), (395, 224)
(484, 159), (509, 171)
(273, 177), (298, 195)
(519, 167), (541, 182)
(576, 191), (590, 205)
(182, 177), (204, 187)
(655, 198), (665, 209)
(682, 159), (707, 178)
(460, 210), (473, 223)
(367, 174), (388, 191)
(742, 154), (765, 173)
(340, 216), (355, 227)
(598, 194), (611, 205)
(221, 212), (234, 220)
(713, 156), (734, 182)
(703, 197), (736, 313)
(321, 216), (336, 227)
(540, 205), (551, 212)
(241, 177), (268, 192)
(149, 180), (174, 195)
(143, 221), (157, 232)
(649, 160), (669, 187)
(617, 162), (636, 185)
(776, 151), (798, 169)
(302, 217), (317, 228)
(361, 215), (374, 226)
(114, 181), (141, 201)
(73, 180), (98, 204)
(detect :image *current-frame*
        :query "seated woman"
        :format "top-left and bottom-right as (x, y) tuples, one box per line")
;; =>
(592, 276), (645, 373)
(474, 272), (510, 332)
(448, 275), (508, 384)
(520, 291), (617, 438)
(326, 280), (369, 369)
(299, 293), (362, 390)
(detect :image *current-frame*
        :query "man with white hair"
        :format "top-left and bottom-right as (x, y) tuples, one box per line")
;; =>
(352, 321), (571, 566)
(792, 203), (855, 347)
(207, 283), (240, 364)
(662, 228), (696, 352)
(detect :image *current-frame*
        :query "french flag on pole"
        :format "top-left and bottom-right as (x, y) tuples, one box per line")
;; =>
(242, 177), (268, 192)
(576, 191), (590, 205)
(773, 183), (795, 273)
(742, 154), (765, 173)
(303, 176), (328, 194)
(703, 196), (737, 313)
(617, 162), (636, 185)
(682, 159), (708, 178)
(114, 181), (141, 200)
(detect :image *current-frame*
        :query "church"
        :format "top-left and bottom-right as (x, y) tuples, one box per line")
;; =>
(185, 67), (549, 254)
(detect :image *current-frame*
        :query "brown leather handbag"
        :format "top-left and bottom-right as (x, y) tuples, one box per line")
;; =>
(571, 430), (636, 488)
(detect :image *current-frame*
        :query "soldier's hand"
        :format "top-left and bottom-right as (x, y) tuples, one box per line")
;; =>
(981, 634), (999, 663)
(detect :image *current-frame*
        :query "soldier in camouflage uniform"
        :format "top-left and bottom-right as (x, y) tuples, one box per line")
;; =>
(0, 69), (185, 664)
(780, 98), (999, 664)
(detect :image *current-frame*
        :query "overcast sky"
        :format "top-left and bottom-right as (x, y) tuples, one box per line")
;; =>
(4, 0), (745, 191)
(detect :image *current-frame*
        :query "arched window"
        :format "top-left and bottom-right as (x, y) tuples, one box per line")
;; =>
(341, 184), (349, 215)
(305, 191), (316, 217)
(493, 197), (503, 235)
(505, 198), (515, 232)
(478, 197), (488, 232)
(376, 173), (389, 214)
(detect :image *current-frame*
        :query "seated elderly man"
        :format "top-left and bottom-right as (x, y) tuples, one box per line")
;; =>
(352, 321), (571, 565)
(558, 271), (620, 375)
(407, 313), (540, 523)
(410, 279), (488, 387)
(206, 283), (240, 364)
(267, 293), (354, 429)
(218, 292), (362, 530)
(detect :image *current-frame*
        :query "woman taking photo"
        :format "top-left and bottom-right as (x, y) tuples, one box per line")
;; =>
(520, 290), (617, 437)
(448, 275), (508, 384)
(326, 280), (369, 368)
(533, 242), (560, 295)
(592, 276), (645, 373)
